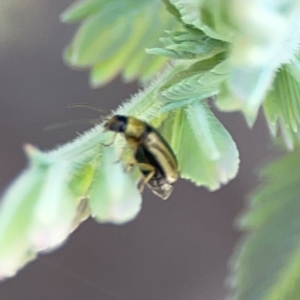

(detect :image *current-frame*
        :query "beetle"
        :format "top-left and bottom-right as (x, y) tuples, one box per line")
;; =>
(104, 115), (178, 199)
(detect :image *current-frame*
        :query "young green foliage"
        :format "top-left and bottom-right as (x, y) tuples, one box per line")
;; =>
(159, 54), (229, 112)
(0, 64), (239, 279)
(62, 0), (300, 143)
(162, 0), (300, 127)
(230, 150), (300, 300)
(0, 146), (78, 279)
(147, 29), (228, 60)
(264, 64), (300, 150)
(61, 0), (178, 86)
(219, 0), (300, 125)
(162, 101), (239, 190)
(2, 0), (300, 294)
(89, 146), (142, 224)
(164, 0), (235, 42)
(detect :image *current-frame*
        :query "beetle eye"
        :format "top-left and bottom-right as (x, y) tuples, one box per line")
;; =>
(119, 123), (126, 132)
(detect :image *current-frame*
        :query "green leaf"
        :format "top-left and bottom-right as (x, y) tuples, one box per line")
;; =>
(163, 0), (300, 128)
(0, 145), (96, 278)
(69, 163), (95, 198)
(0, 146), (81, 279)
(168, 0), (235, 42)
(263, 65), (300, 150)
(0, 74), (239, 279)
(161, 0), (182, 23)
(230, 150), (300, 300)
(63, 0), (177, 85)
(286, 54), (300, 84)
(67, 7), (133, 66)
(162, 101), (239, 190)
(0, 169), (41, 279)
(60, 0), (109, 23)
(147, 29), (227, 60)
(160, 54), (228, 112)
(215, 1), (300, 125)
(27, 162), (78, 252)
(89, 146), (142, 224)
(0, 65), (239, 279)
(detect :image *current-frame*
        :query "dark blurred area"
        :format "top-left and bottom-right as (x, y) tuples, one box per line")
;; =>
(0, 1), (273, 300)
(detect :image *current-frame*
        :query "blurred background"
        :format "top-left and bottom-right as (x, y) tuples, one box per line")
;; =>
(0, 1), (273, 299)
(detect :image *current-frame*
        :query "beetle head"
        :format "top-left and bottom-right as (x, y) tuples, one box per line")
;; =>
(104, 115), (127, 133)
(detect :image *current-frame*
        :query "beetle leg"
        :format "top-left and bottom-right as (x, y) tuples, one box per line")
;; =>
(102, 132), (117, 147)
(124, 155), (136, 171)
(137, 163), (156, 193)
(111, 148), (136, 171)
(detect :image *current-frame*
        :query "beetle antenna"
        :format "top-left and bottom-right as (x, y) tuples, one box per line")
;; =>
(68, 103), (107, 114)
(44, 118), (101, 131)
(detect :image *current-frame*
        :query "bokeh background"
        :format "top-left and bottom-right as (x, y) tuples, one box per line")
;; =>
(0, 1), (272, 299)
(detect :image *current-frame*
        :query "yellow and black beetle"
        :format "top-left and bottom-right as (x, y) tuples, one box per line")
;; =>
(104, 115), (178, 199)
